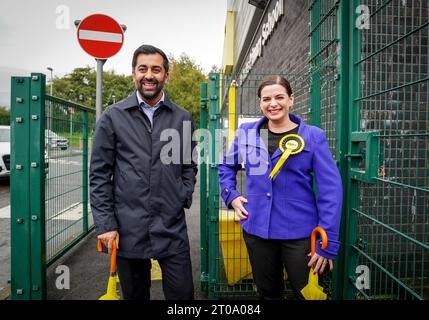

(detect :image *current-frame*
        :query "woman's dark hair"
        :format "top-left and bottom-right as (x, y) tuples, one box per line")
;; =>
(132, 44), (169, 72)
(257, 76), (293, 98)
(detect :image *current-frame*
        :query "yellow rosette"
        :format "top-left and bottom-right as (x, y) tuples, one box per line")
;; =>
(269, 134), (305, 180)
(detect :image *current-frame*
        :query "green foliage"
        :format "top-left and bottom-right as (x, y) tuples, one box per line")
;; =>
(49, 66), (134, 108)
(49, 54), (210, 128)
(0, 106), (10, 125)
(165, 54), (207, 127)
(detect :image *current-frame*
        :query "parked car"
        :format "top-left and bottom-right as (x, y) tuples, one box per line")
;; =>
(0, 125), (10, 179)
(0, 125), (49, 179)
(45, 129), (68, 150)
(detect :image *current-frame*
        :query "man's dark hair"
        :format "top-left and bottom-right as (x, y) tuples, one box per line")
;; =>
(132, 44), (169, 72)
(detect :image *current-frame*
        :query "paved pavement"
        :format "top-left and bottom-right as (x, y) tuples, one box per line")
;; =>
(0, 178), (10, 298)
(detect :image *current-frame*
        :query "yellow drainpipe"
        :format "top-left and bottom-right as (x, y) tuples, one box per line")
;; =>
(228, 81), (236, 147)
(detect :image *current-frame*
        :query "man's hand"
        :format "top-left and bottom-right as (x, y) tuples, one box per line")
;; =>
(231, 196), (249, 220)
(97, 231), (119, 254)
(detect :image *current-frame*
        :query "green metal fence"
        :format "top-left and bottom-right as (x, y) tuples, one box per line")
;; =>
(10, 73), (96, 300)
(343, 0), (429, 300)
(309, 0), (348, 300)
(310, 0), (428, 299)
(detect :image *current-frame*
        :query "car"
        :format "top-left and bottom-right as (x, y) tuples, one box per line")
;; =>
(0, 125), (49, 179)
(45, 129), (68, 150)
(0, 125), (11, 179)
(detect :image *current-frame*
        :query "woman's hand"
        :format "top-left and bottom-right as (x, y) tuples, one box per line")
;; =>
(230, 196), (249, 220)
(308, 252), (334, 275)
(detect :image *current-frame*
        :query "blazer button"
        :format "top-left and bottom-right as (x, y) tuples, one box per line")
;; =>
(266, 193), (271, 198)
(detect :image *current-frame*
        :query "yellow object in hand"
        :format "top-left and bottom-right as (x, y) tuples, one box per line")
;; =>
(98, 239), (121, 300)
(300, 227), (328, 300)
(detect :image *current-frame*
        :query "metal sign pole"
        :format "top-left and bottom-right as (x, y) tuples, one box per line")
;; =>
(95, 59), (106, 121)
(75, 18), (126, 122)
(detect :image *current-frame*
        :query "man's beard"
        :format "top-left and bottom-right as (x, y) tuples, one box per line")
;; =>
(136, 79), (165, 101)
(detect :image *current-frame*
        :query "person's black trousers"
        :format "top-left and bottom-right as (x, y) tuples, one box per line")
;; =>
(242, 230), (311, 300)
(116, 250), (194, 300)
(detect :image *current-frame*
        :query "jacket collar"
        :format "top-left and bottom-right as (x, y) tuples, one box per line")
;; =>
(246, 113), (311, 160)
(121, 91), (174, 111)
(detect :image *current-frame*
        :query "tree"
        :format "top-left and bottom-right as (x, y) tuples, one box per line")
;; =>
(0, 107), (10, 125)
(49, 67), (135, 132)
(165, 54), (207, 127)
(209, 65), (221, 73)
(49, 54), (208, 129)
(50, 66), (134, 109)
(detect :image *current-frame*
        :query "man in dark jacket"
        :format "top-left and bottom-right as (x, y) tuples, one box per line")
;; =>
(90, 44), (197, 300)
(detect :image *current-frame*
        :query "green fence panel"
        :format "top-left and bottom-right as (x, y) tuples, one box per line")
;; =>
(10, 73), (96, 299)
(44, 95), (95, 266)
(343, 0), (429, 300)
(309, 0), (349, 299)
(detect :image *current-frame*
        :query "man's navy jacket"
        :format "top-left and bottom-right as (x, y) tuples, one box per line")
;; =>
(90, 92), (197, 259)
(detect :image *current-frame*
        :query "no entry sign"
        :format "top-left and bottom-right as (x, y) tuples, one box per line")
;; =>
(77, 14), (124, 59)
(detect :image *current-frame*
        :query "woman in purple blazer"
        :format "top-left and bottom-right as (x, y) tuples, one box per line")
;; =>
(218, 76), (343, 300)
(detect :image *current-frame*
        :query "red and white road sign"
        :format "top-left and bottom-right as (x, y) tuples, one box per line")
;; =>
(77, 14), (124, 59)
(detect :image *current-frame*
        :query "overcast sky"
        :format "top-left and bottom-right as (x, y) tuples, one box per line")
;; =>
(0, 0), (227, 107)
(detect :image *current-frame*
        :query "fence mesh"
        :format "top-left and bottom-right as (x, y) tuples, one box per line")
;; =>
(45, 96), (95, 264)
(352, 0), (429, 300)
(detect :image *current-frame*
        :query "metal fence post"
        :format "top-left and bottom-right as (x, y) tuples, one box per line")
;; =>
(343, 0), (361, 299)
(199, 82), (208, 292)
(10, 76), (32, 300)
(208, 73), (220, 299)
(333, 0), (351, 300)
(82, 110), (88, 233)
(28, 73), (46, 300)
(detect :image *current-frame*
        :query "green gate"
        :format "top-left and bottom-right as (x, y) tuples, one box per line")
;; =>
(10, 73), (96, 299)
(343, 0), (429, 300)
(309, 0), (349, 300)
(310, 0), (428, 299)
